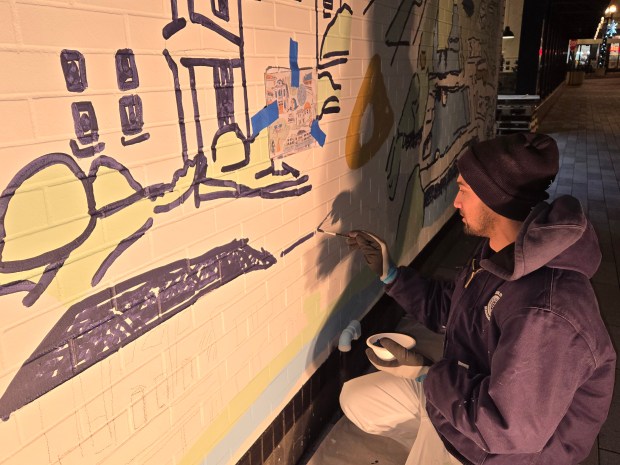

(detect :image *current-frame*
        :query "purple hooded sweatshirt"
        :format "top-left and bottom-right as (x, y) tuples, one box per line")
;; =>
(387, 196), (616, 465)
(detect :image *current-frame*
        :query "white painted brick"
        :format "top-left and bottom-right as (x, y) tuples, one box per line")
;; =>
(0, 412), (21, 462)
(0, 3), (16, 44)
(126, 14), (168, 52)
(17, 4), (128, 49)
(2, 434), (50, 465)
(311, 177), (340, 207)
(42, 413), (82, 464)
(275, 3), (312, 32)
(253, 29), (292, 57)
(52, 443), (86, 465)
(97, 409), (171, 465)
(75, 0), (165, 15)
(169, 377), (204, 426)
(244, 1), (276, 29)
(0, 100), (34, 146)
(1, 310), (65, 383)
(221, 282), (268, 333)
(0, 50), (66, 95)
(242, 203), (283, 239)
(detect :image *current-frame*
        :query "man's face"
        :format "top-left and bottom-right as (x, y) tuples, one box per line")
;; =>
(454, 175), (496, 238)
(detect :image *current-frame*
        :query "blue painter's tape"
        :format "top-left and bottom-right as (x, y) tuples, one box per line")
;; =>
(251, 101), (279, 136)
(310, 119), (326, 146)
(290, 38), (300, 87)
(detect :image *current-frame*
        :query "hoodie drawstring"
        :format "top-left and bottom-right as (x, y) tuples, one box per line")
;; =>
(464, 259), (483, 288)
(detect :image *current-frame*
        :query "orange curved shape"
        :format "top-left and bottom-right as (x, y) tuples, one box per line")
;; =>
(345, 54), (395, 169)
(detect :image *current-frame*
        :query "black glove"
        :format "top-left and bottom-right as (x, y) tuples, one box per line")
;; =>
(347, 230), (397, 283)
(365, 338), (425, 379)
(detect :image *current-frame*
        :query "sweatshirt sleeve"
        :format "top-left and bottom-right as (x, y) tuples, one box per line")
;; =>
(424, 308), (595, 454)
(385, 266), (455, 333)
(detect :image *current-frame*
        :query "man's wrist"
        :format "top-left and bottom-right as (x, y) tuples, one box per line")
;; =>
(381, 265), (398, 284)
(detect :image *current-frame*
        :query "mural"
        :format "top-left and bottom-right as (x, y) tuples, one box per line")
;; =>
(0, 0), (501, 463)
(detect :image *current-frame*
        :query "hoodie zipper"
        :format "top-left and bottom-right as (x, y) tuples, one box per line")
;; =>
(443, 258), (484, 359)
(464, 258), (483, 288)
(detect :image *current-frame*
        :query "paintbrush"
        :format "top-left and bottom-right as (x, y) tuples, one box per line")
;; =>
(317, 227), (349, 237)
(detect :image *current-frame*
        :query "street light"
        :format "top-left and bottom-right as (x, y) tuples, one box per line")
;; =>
(599, 2), (618, 71)
(502, 0), (515, 39)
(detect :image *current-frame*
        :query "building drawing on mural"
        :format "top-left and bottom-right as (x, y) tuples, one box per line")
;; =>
(0, 0), (317, 420)
(316, 2), (352, 120)
(0, 239), (276, 421)
(265, 67), (317, 159)
(372, 0), (498, 259)
(0, 0), (502, 463)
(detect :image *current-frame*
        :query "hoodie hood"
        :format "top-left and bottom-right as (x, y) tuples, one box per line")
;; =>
(481, 195), (601, 281)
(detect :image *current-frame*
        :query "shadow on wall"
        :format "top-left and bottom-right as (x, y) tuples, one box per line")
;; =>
(306, 0), (427, 383)
(305, 0), (492, 386)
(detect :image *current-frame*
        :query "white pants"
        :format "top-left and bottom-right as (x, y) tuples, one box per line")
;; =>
(340, 370), (461, 465)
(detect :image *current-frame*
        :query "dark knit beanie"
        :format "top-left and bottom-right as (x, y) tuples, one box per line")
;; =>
(457, 133), (559, 221)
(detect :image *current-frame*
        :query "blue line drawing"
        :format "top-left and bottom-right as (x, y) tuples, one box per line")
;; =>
(385, 0), (424, 65)
(60, 49), (88, 92)
(280, 232), (316, 257)
(115, 49), (139, 91)
(0, 0), (330, 422)
(69, 101), (105, 158)
(0, 239), (276, 421)
(315, 3), (353, 120)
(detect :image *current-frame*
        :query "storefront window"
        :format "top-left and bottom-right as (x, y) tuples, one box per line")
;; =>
(609, 43), (620, 69)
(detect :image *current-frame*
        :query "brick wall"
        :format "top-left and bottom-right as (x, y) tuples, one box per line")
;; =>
(0, 1), (502, 464)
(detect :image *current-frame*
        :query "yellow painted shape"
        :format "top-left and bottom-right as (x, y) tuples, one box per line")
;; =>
(345, 54), (395, 169)
(1, 164), (90, 263)
(91, 165), (144, 209)
(320, 8), (352, 57)
(53, 204), (152, 304)
(204, 133), (303, 194)
(0, 154), (200, 304)
(317, 75), (339, 105)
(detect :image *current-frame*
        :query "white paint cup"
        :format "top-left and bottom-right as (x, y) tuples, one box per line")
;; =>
(366, 332), (416, 361)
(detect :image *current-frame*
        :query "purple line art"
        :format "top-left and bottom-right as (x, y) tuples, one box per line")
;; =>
(211, 0), (230, 21)
(432, 1), (462, 79)
(70, 101), (105, 158)
(163, 0), (252, 173)
(188, 0), (241, 45)
(165, 0), (241, 45)
(0, 0), (322, 420)
(315, 3), (352, 119)
(160, 13), (313, 208)
(322, 0), (334, 18)
(163, 0), (187, 39)
(0, 153), (168, 307)
(0, 239), (277, 421)
(157, 1), (314, 210)
(385, 0), (424, 65)
(280, 231), (315, 257)
(0, 154), (97, 306)
(121, 133), (150, 146)
(164, 50), (189, 162)
(119, 94), (151, 145)
(363, 0), (376, 15)
(385, 73), (423, 201)
(91, 218), (153, 286)
(115, 49), (139, 91)
(60, 49), (88, 93)
(119, 95), (145, 135)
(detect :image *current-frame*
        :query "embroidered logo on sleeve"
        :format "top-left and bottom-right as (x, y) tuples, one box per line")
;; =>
(484, 291), (503, 320)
